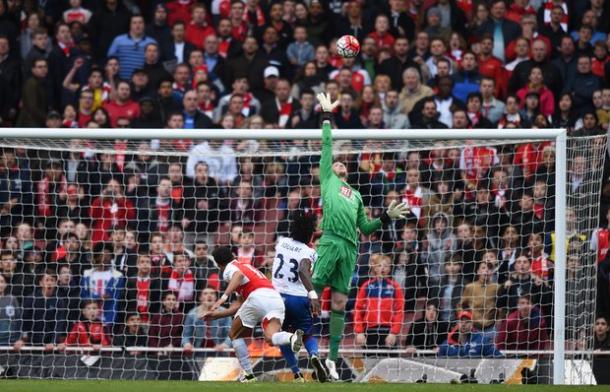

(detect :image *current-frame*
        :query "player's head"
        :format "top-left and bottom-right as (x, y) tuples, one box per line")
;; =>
(211, 246), (235, 269)
(332, 161), (348, 179)
(289, 210), (317, 244)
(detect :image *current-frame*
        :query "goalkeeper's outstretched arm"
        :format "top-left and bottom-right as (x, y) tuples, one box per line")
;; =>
(318, 93), (339, 184)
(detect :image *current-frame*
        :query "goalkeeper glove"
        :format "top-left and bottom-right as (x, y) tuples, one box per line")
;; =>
(316, 92), (340, 112)
(381, 200), (410, 224)
(317, 92), (339, 122)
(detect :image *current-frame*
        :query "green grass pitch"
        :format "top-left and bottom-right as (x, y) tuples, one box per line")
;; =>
(3, 381), (610, 392)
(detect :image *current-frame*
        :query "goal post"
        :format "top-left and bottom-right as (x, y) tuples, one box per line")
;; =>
(0, 127), (602, 385)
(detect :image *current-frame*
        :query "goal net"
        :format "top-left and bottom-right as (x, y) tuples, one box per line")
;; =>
(0, 131), (606, 385)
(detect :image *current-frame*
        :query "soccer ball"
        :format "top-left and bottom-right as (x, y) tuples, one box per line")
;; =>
(336, 35), (360, 59)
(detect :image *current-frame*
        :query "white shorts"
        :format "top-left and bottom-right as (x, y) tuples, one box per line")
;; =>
(236, 288), (285, 329)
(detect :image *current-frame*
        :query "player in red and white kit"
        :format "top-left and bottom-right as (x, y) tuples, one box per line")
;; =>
(205, 246), (303, 382)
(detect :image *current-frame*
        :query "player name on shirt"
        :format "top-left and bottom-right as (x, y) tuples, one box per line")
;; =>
(273, 237), (317, 297)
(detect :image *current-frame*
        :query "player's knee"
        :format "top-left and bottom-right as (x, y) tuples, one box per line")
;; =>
(330, 293), (348, 311)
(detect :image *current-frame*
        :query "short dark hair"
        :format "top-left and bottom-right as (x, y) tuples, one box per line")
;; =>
(0, 249), (15, 259)
(211, 246), (235, 267)
(289, 210), (317, 244)
(173, 250), (191, 261)
(93, 241), (112, 255)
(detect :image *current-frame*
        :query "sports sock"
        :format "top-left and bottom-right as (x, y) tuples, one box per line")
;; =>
(304, 335), (319, 357)
(271, 331), (292, 346)
(329, 310), (345, 361)
(280, 344), (300, 374)
(232, 338), (253, 374)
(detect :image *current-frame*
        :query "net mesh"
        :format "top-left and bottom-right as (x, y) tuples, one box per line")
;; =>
(0, 133), (605, 384)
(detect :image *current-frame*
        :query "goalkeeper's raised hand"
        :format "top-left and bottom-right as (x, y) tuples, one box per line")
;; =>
(317, 92), (339, 113)
(381, 200), (410, 224)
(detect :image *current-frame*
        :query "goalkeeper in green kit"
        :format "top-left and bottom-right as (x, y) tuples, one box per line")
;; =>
(312, 93), (410, 380)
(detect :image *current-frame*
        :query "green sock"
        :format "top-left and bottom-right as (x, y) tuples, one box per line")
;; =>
(329, 310), (345, 361)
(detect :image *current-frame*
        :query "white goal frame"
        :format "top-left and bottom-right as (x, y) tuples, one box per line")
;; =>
(0, 127), (569, 384)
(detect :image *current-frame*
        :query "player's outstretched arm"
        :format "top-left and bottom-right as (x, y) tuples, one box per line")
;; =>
(358, 200), (410, 235)
(204, 298), (242, 320)
(298, 258), (320, 317)
(213, 270), (244, 310)
(317, 92), (339, 183)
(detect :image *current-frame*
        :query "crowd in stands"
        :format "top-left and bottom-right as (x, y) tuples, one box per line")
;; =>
(0, 0), (610, 379)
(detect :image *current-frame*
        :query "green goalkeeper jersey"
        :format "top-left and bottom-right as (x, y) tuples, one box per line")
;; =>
(320, 120), (381, 246)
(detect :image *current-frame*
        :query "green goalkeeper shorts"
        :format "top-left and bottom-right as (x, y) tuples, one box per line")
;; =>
(312, 233), (358, 295)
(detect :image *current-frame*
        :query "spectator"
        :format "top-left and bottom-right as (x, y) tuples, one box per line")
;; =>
(567, 55), (603, 116)
(111, 228), (138, 277)
(56, 264), (81, 324)
(260, 78), (300, 128)
(354, 254), (404, 349)
(62, 300), (110, 348)
(17, 58), (49, 127)
(102, 80), (140, 127)
(137, 177), (179, 236)
(424, 212), (456, 299)
(496, 294), (550, 350)
(14, 270), (66, 350)
(113, 313), (147, 348)
(89, 178), (136, 244)
(148, 291), (184, 349)
(465, 93), (494, 128)
(516, 66), (555, 117)
(90, 0), (131, 62)
(186, 140), (237, 186)
(437, 257), (465, 322)
(452, 52), (481, 103)
(0, 35), (21, 124)
(334, 92), (363, 129)
(182, 288), (231, 352)
(0, 274), (21, 346)
(591, 208), (610, 264)
(398, 67), (433, 115)
(202, 34), (229, 90)
(165, 251), (196, 311)
(107, 15), (157, 80)
(125, 253), (161, 324)
(504, 37), (531, 74)
(460, 261), (500, 335)
(145, 4), (172, 61)
(479, 78), (505, 125)
(437, 310), (503, 357)
(474, 0), (520, 63)
(510, 38), (561, 98)
(81, 242), (125, 325)
(411, 97), (449, 129)
(406, 302), (449, 353)
(168, 21), (194, 64)
(149, 232), (171, 277)
(382, 90), (410, 129)
(593, 315), (610, 384)
(287, 26), (315, 68)
(192, 241), (221, 292)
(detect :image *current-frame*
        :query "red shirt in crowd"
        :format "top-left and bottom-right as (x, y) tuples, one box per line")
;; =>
(478, 55), (506, 98)
(368, 31), (395, 51)
(496, 308), (549, 350)
(513, 142), (552, 180)
(353, 277), (404, 335)
(89, 196), (136, 244)
(65, 321), (111, 346)
(166, 0), (194, 26)
(185, 22), (216, 49)
(102, 99), (140, 127)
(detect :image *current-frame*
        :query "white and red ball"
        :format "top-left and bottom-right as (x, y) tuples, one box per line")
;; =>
(336, 35), (360, 58)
